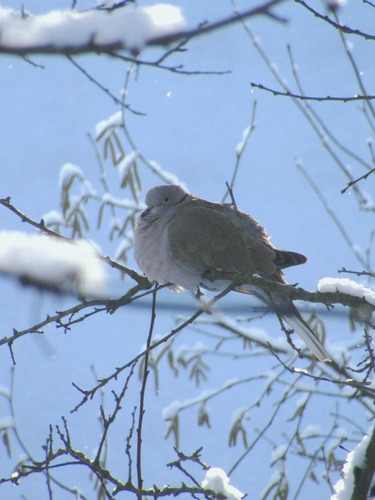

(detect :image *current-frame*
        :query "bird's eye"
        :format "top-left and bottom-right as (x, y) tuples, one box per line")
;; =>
(164, 197), (170, 202)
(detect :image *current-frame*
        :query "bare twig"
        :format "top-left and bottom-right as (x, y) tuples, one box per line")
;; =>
(222, 101), (257, 203)
(295, 0), (375, 41)
(250, 82), (375, 102)
(94, 363), (136, 466)
(136, 284), (157, 497)
(71, 285), (234, 412)
(295, 162), (369, 270)
(341, 166), (375, 194)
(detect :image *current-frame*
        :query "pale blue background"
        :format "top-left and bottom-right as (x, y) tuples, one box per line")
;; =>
(0, 0), (374, 498)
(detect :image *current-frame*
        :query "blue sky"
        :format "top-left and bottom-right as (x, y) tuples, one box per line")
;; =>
(0, 1), (375, 498)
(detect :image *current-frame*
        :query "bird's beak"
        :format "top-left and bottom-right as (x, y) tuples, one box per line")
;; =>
(141, 207), (152, 218)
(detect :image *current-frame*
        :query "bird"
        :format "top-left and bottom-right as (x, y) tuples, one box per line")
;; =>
(134, 184), (331, 362)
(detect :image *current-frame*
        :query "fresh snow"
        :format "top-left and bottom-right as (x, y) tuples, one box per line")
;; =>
(102, 192), (143, 210)
(231, 406), (249, 424)
(331, 424), (374, 500)
(0, 416), (15, 429)
(235, 124), (252, 157)
(174, 340), (208, 359)
(96, 111), (123, 138)
(114, 238), (132, 261)
(300, 424), (322, 439)
(0, 231), (107, 296)
(295, 393), (309, 411)
(271, 444), (287, 464)
(42, 210), (65, 226)
(207, 314), (291, 353)
(162, 400), (183, 420)
(0, 386), (11, 399)
(202, 467), (244, 500)
(0, 5), (185, 52)
(162, 379), (242, 420)
(59, 162), (84, 189)
(118, 151), (139, 184)
(318, 277), (375, 306)
(147, 160), (182, 185)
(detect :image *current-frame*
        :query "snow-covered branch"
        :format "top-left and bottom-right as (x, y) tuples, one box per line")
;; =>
(203, 269), (375, 312)
(0, 1), (285, 56)
(0, 231), (107, 297)
(332, 423), (375, 500)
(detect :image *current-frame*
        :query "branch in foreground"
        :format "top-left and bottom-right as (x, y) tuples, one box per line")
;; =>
(0, 1), (286, 56)
(332, 423), (375, 500)
(0, 196), (146, 285)
(350, 424), (375, 500)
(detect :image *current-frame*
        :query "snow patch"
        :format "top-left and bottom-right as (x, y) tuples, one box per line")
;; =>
(0, 5), (185, 52)
(96, 111), (123, 138)
(271, 444), (287, 464)
(0, 231), (107, 296)
(42, 210), (64, 226)
(300, 424), (322, 439)
(331, 424), (374, 499)
(202, 467), (244, 500)
(318, 277), (375, 306)
(118, 151), (139, 184)
(0, 416), (15, 429)
(59, 162), (84, 189)
(236, 124), (252, 157)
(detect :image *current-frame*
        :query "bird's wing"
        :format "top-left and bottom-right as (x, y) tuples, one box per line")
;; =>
(166, 204), (277, 276)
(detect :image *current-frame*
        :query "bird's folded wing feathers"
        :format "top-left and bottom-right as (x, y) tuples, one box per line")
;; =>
(166, 205), (277, 275)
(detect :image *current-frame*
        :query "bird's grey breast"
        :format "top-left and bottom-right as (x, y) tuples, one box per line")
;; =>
(134, 203), (202, 289)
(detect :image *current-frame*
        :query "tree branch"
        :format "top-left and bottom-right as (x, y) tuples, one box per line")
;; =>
(250, 82), (375, 102)
(295, 0), (375, 41)
(0, 1), (287, 56)
(0, 196), (147, 285)
(203, 269), (375, 311)
(351, 425), (375, 500)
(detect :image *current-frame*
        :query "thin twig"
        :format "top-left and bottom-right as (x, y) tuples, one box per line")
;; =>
(295, 0), (375, 41)
(250, 82), (375, 102)
(341, 166), (375, 194)
(71, 285), (234, 412)
(222, 101), (257, 203)
(295, 161), (369, 270)
(136, 284), (157, 496)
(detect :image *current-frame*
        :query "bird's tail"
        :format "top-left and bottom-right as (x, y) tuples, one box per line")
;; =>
(235, 285), (331, 361)
(273, 294), (331, 362)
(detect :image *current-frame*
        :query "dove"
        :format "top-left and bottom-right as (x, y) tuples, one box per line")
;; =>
(134, 184), (330, 362)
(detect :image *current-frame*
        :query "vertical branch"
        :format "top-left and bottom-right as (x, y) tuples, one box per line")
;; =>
(295, 159), (369, 270)
(44, 425), (54, 499)
(222, 100), (257, 203)
(94, 362), (137, 466)
(350, 424), (375, 500)
(331, 11), (375, 125)
(136, 283), (158, 497)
